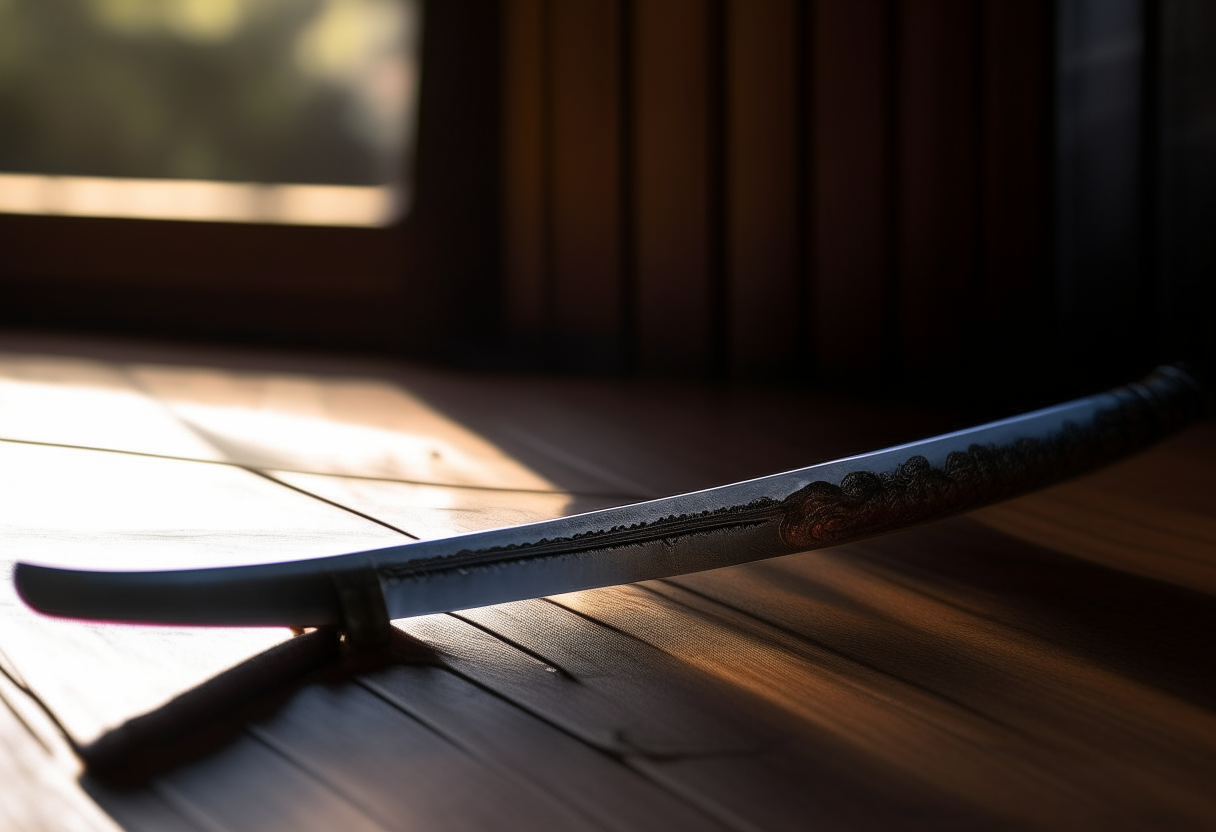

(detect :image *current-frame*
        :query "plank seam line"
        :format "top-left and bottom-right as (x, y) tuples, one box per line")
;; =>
(445, 612), (576, 679)
(540, 595), (654, 645)
(123, 362), (652, 502)
(355, 677), (492, 749)
(0, 659), (81, 759)
(0, 434), (630, 497)
(0, 643), (30, 690)
(620, 759), (769, 832)
(146, 781), (235, 832)
(368, 654), (607, 755)
(0, 676), (55, 756)
(243, 725), (395, 832)
(241, 467), (420, 540)
(354, 675), (631, 832)
(377, 648), (753, 832)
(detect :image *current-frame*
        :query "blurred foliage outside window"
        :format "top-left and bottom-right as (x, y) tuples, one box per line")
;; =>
(0, 0), (420, 225)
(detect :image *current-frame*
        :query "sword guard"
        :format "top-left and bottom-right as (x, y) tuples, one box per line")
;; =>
(331, 567), (391, 651)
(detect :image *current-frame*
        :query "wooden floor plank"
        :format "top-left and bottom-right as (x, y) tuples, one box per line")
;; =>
(652, 524), (1216, 828)
(127, 364), (556, 490)
(0, 442), (406, 748)
(360, 663), (730, 832)
(404, 600), (991, 830)
(81, 785), (202, 832)
(0, 339), (1210, 831)
(629, 743), (990, 832)
(396, 606), (756, 758)
(551, 582), (1060, 828)
(249, 679), (599, 832)
(0, 666), (201, 832)
(266, 471), (623, 539)
(974, 423), (1216, 592)
(0, 680), (126, 832)
(0, 441), (405, 574)
(150, 734), (386, 832)
(383, 371), (957, 499)
(0, 353), (220, 460)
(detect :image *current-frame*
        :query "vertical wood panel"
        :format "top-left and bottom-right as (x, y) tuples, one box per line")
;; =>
(810, 0), (891, 380)
(896, 0), (981, 376)
(503, 0), (549, 334)
(550, 0), (626, 370)
(633, 0), (713, 376)
(980, 0), (1052, 374)
(499, 0), (1060, 384)
(726, 0), (801, 377)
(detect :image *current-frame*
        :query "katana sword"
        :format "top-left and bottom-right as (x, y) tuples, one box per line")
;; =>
(13, 366), (1210, 647)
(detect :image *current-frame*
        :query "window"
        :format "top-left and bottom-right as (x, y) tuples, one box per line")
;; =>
(0, 1), (500, 355)
(0, 0), (421, 227)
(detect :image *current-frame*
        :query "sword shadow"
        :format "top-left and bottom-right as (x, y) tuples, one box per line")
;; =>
(78, 627), (436, 786)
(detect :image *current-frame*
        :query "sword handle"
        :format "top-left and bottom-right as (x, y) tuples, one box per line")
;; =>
(779, 365), (1210, 549)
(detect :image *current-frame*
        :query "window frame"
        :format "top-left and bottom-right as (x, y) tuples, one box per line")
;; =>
(0, 1), (502, 358)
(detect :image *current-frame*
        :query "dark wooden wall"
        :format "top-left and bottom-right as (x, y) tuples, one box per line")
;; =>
(1156, 0), (1216, 381)
(1054, 0), (1216, 391)
(1, 0), (1210, 398)
(500, 0), (1055, 390)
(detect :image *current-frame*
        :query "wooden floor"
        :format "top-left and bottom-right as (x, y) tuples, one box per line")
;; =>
(0, 335), (1212, 831)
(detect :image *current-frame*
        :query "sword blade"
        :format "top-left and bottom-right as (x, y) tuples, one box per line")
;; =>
(13, 366), (1208, 632)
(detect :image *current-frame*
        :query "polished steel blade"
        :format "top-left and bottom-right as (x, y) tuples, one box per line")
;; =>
(13, 366), (1207, 632)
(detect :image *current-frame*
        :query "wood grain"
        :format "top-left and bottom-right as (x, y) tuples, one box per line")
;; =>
(973, 424), (1216, 593)
(647, 423), (1216, 828)
(657, 529), (1216, 827)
